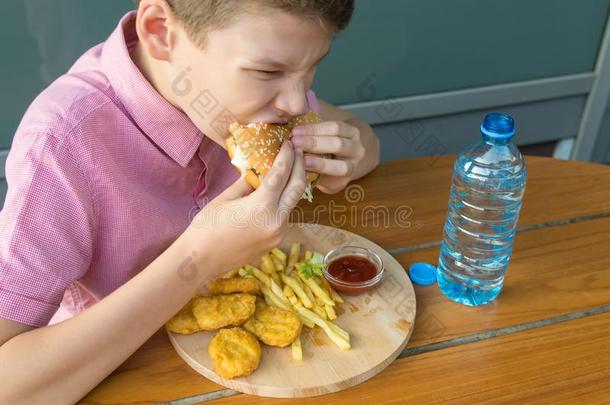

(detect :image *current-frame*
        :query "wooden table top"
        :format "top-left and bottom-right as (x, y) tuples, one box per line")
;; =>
(80, 155), (610, 404)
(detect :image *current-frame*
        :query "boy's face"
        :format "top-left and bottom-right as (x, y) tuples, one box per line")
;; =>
(167, 7), (332, 147)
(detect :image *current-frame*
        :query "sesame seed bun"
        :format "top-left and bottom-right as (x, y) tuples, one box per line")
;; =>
(226, 111), (327, 200)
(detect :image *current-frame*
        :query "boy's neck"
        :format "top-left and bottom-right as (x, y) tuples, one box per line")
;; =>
(130, 42), (182, 111)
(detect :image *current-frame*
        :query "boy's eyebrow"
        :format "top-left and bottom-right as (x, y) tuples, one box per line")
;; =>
(250, 48), (331, 68)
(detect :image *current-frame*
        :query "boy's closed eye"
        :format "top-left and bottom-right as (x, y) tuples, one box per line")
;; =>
(242, 68), (283, 80)
(245, 49), (328, 80)
(255, 69), (283, 77)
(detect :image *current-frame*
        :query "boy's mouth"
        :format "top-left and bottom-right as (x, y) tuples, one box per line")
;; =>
(246, 117), (291, 125)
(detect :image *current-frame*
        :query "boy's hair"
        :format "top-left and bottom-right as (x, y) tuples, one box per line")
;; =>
(133, 0), (355, 47)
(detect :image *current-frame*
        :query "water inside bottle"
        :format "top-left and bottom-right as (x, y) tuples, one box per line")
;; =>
(437, 114), (527, 306)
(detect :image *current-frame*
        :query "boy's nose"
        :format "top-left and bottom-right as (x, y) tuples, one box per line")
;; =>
(275, 83), (308, 116)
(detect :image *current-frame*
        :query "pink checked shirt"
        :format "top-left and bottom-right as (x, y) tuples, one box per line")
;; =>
(0, 12), (245, 327)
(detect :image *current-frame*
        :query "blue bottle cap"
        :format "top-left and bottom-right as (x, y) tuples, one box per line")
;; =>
(408, 262), (437, 286)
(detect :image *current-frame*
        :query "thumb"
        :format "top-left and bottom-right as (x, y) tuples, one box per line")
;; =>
(215, 176), (254, 202)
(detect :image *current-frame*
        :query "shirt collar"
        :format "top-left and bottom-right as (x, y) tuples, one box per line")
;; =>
(102, 11), (203, 168)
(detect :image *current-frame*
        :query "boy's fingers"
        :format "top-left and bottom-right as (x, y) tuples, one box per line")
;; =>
(304, 154), (355, 178)
(255, 141), (295, 202)
(292, 121), (357, 139)
(291, 121), (359, 157)
(292, 135), (359, 158)
(215, 176), (254, 202)
(279, 149), (307, 222)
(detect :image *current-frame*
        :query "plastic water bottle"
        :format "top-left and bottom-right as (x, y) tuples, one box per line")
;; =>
(437, 113), (527, 306)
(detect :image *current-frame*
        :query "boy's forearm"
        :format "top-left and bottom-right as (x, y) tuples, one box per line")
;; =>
(346, 116), (381, 180)
(0, 234), (207, 403)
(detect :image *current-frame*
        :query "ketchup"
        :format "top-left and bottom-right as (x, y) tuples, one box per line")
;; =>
(328, 255), (378, 283)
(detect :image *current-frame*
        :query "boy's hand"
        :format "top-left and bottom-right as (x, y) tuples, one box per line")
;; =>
(290, 120), (366, 194)
(184, 141), (306, 283)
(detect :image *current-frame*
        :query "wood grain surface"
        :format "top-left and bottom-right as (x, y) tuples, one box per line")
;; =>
(79, 156), (610, 404)
(211, 311), (610, 404)
(294, 156), (610, 249)
(400, 214), (610, 348)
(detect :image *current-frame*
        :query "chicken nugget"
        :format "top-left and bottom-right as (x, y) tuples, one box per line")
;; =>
(208, 277), (260, 295)
(166, 297), (201, 335)
(192, 294), (256, 330)
(208, 327), (261, 379)
(243, 300), (302, 347)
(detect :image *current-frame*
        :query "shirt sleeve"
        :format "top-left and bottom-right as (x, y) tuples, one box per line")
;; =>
(0, 132), (95, 327)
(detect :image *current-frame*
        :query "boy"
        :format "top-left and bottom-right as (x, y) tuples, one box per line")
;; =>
(0, 0), (379, 402)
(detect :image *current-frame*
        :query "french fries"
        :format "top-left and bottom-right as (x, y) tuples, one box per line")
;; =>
(250, 267), (289, 306)
(249, 266), (271, 287)
(285, 243), (300, 275)
(261, 253), (281, 284)
(261, 284), (292, 311)
(271, 247), (287, 262)
(320, 275), (344, 304)
(298, 268), (334, 307)
(271, 255), (285, 272)
(281, 274), (313, 309)
(295, 305), (350, 351)
(282, 285), (315, 328)
(312, 301), (327, 320)
(291, 336), (303, 361)
(261, 253), (276, 275)
(235, 244), (349, 358)
(238, 267), (254, 278)
(327, 320), (350, 343)
(325, 303), (337, 321)
(302, 281), (316, 305)
(271, 280), (291, 306)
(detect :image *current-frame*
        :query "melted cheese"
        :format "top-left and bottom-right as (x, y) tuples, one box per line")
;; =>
(230, 144), (251, 178)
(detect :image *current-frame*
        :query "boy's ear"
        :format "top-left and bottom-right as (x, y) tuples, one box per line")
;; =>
(135, 0), (178, 62)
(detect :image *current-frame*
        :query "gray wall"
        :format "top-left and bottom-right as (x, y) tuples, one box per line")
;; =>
(313, 0), (610, 163)
(373, 96), (586, 162)
(0, 1), (135, 150)
(316, 0), (608, 104)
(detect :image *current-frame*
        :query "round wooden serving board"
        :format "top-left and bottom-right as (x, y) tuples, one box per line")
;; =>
(167, 223), (416, 398)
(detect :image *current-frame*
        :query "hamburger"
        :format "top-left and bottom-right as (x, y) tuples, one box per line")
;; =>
(225, 110), (327, 202)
